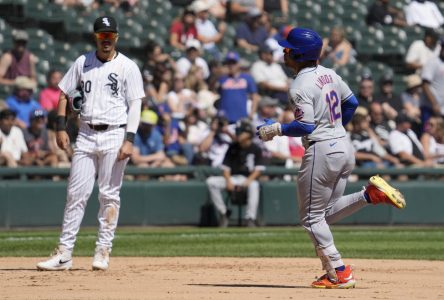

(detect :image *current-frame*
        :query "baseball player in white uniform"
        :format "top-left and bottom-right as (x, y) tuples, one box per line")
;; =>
(257, 28), (406, 289)
(37, 16), (144, 271)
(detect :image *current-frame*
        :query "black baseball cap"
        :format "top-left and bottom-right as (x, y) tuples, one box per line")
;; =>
(94, 16), (118, 33)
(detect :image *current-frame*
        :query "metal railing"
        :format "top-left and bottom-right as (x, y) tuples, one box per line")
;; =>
(1, 166), (444, 181)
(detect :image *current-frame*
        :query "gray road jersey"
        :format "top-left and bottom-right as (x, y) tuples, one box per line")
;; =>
(288, 65), (353, 142)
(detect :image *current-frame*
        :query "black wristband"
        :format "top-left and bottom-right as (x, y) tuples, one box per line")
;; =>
(56, 115), (67, 131)
(125, 132), (135, 143)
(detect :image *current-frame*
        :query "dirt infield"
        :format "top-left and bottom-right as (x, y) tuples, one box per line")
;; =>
(1, 257), (443, 300)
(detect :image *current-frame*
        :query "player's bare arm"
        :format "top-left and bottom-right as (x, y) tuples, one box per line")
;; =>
(422, 81), (442, 115)
(55, 92), (70, 151)
(0, 53), (14, 86)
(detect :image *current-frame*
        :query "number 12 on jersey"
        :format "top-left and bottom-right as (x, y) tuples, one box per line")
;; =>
(325, 90), (341, 124)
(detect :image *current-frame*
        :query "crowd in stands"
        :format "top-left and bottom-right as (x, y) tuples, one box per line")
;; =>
(1, 0), (444, 176)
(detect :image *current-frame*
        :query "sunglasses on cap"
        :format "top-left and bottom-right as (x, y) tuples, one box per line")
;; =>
(94, 32), (118, 40)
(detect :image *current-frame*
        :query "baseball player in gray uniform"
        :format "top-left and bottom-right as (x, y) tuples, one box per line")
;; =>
(257, 28), (406, 289)
(37, 16), (144, 271)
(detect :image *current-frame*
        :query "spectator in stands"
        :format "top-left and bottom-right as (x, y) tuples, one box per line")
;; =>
(404, 0), (444, 29)
(217, 51), (259, 123)
(199, 0), (226, 20)
(197, 115), (234, 166)
(320, 26), (354, 68)
(265, 24), (292, 63)
(206, 120), (264, 227)
(142, 42), (176, 104)
(176, 39), (210, 80)
(207, 59), (227, 92)
(23, 109), (58, 167)
(0, 109), (29, 167)
(405, 28), (440, 74)
(226, 0), (262, 21)
(131, 110), (173, 168)
(357, 76), (376, 111)
(421, 39), (444, 121)
(47, 110), (71, 167)
(401, 74), (426, 126)
(366, 0), (407, 27)
(167, 74), (197, 120)
(252, 95), (279, 127)
(53, 0), (99, 10)
(183, 107), (209, 158)
(259, 11), (276, 39)
(369, 101), (393, 150)
(421, 116), (444, 165)
(235, 8), (268, 52)
(263, 0), (288, 22)
(170, 9), (198, 52)
(39, 70), (63, 112)
(119, 0), (139, 16)
(6, 76), (41, 129)
(191, 0), (226, 60)
(350, 113), (401, 168)
(376, 72), (401, 118)
(250, 45), (289, 106)
(389, 113), (431, 166)
(149, 63), (173, 105)
(159, 112), (194, 166)
(184, 64), (208, 93)
(0, 30), (37, 87)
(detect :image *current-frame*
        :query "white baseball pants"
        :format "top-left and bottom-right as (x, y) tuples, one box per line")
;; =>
(59, 121), (128, 251)
(206, 175), (260, 220)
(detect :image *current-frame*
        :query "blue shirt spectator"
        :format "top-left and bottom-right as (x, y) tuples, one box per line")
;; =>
(217, 51), (259, 123)
(6, 76), (41, 128)
(134, 126), (164, 156)
(235, 8), (268, 51)
(131, 110), (170, 168)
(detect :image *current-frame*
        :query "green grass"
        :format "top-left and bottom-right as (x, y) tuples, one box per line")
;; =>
(0, 226), (443, 260)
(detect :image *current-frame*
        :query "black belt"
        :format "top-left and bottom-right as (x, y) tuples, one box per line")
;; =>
(87, 124), (126, 131)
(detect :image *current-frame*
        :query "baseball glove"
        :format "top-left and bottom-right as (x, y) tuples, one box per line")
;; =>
(69, 90), (84, 113)
(256, 119), (282, 141)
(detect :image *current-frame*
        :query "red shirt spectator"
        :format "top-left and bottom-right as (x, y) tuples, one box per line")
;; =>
(170, 10), (198, 51)
(39, 70), (62, 111)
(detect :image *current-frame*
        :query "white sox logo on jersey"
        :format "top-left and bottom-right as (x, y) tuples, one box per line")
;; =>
(102, 18), (110, 26)
(106, 73), (119, 97)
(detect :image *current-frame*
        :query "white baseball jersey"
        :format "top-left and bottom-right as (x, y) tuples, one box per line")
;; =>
(288, 65), (353, 142)
(58, 51), (145, 125)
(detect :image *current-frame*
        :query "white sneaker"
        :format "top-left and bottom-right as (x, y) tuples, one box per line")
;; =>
(92, 246), (110, 271)
(37, 245), (72, 271)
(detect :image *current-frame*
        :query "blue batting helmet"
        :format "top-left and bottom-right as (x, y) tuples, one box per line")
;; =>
(278, 27), (322, 62)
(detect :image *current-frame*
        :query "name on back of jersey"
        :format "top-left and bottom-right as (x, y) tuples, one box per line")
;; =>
(315, 74), (334, 89)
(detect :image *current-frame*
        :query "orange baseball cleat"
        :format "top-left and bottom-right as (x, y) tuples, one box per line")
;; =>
(311, 265), (356, 289)
(366, 175), (406, 209)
